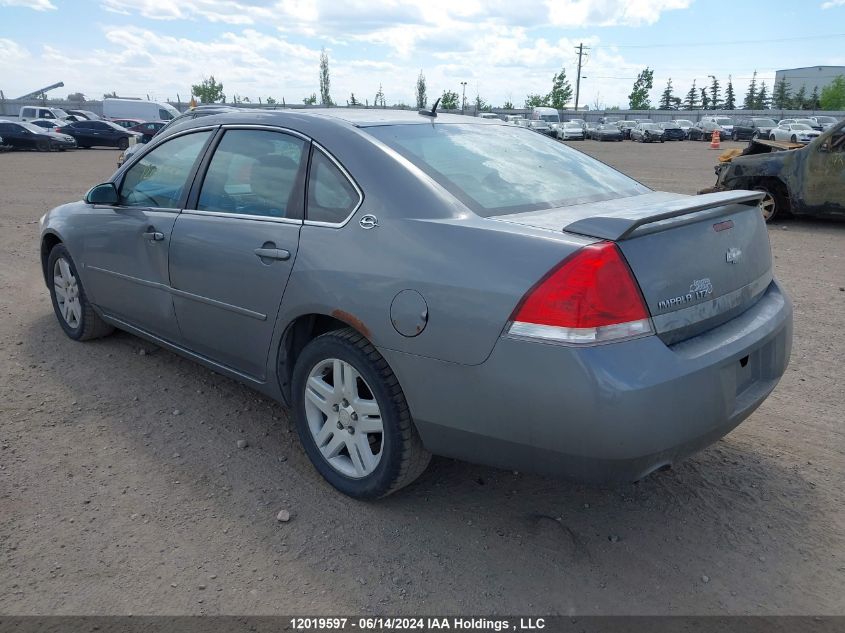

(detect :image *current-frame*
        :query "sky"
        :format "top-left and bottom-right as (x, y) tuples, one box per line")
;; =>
(1, 0), (844, 109)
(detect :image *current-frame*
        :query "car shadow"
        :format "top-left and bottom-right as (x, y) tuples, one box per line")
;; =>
(17, 312), (829, 614)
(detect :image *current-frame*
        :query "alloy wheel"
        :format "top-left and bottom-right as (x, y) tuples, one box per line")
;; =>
(53, 257), (82, 329)
(303, 358), (384, 478)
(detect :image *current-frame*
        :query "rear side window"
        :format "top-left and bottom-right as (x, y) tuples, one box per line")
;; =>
(306, 149), (360, 224)
(119, 131), (212, 209)
(22, 108), (35, 118)
(159, 108), (173, 120)
(198, 129), (306, 218)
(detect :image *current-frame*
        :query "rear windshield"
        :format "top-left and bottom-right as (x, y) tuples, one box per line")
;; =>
(367, 123), (649, 217)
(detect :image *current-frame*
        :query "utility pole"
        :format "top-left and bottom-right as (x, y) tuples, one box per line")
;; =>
(574, 43), (589, 112)
(460, 81), (467, 115)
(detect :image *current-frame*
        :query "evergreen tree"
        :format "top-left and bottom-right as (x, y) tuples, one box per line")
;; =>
(415, 70), (427, 109)
(709, 76), (721, 110)
(374, 84), (386, 107)
(474, 93), (489, 111)
(349, 93), (360, 106)
(658, 78), (676, 110)
(683, 80), (698, 110)
(792, 85), (807, 110)
(809, 86), (821, 110)
(724, 76), (736, 110)
(319, 48), (332, 105)
(700, 88), (710, 111)
(772, 78), (792, 109)
(549, 68), (573, 109)
(628, 67), (654, 110)
(743, 71), (758, 109)
(755, 81), (769, 109)
(503, 100), (514, 109)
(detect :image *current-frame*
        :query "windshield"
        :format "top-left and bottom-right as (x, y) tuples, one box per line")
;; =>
(367, 124), (649, 217)
(20, 122), (47, 133)
(539, 114), (560, 123)
(564, 123), (582, 129)
(792, 124), (812, 130)
(663, 123), (680, 129)
(754, 118), (777, 127)
(641, 124), (657, 130)
(815, 116), (836, 124)
(52, 108), (70, 118)
(675, 120), (693, 126)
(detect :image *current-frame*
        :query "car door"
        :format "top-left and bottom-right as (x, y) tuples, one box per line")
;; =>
(803, 125), (845, 213)
(77, 128), (215, 342)
(168, 127), (308, 379)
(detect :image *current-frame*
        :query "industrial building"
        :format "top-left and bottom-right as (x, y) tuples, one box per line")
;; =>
(774, 66), (845, 94)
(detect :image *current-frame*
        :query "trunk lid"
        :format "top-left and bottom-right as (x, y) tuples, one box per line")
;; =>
(497, 191), (772, 344)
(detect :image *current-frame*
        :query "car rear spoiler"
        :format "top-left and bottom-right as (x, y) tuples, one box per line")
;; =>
(563, 191), (765, 241)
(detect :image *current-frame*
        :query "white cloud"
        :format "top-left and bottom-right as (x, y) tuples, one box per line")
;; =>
(0, 0), (56, 10)
(821, 0), (845, 8)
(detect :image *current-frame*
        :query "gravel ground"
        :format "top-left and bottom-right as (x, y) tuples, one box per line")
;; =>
(1, 140), (843, 616)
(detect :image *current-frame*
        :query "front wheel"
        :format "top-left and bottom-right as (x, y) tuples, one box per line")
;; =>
(790, 135), (797, 143)
(118, 137), (129, 150)
(36, 138), (50, 152)
(731, 131), (738, 142)
(292, 328), (431, 498)
(753, 184), (789, 223)
(47, 244), (114, 341)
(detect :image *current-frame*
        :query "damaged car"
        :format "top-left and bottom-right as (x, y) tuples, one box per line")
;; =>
(705, 119), (845, 222)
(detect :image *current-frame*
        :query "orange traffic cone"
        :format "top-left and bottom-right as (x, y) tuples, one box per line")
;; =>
(709, 128), (721, 150)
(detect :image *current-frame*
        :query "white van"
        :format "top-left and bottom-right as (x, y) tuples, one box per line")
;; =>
(19, 106), (72, 122)
(530, 106), (560, 125)
(102, 98), (180, 121)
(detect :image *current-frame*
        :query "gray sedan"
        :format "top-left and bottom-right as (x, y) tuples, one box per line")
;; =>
(39, 109), (792, 498)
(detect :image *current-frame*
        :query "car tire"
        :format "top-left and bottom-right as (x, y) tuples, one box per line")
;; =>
(47, 244), (114, 341)
(770, 135), (776, 141)
(753, 183), (789, 223)
(36, 138), (50, 152)
(790, 135), (797, 143)
(291, 327), (431, 499)
(118, 138), (129, 150)
(731, 131), (738, 142)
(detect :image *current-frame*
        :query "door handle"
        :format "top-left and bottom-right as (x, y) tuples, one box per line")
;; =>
(254, 247), (291, 261)
(143, 230), (164, 241)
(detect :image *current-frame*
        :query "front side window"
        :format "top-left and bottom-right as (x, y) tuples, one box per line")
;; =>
(198, 129), (306, 218)
(306, 149), (360, 224)
(368, 123), (648, 217)
(119, 131), (212, 209)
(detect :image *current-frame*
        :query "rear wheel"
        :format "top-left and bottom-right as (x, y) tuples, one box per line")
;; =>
(790, 135), (797, 143)
(47, 244), (114, 341)
(36, 138), (49, 152)
(118, 137), (129, 150)
(292, 328), (431, 498)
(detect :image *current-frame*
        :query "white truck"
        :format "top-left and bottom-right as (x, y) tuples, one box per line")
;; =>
(102, 98), (180, 121)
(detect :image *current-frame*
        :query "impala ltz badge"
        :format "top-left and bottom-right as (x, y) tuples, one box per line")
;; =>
(657, 278), (713, 311)
(726, 247), (742, 264)
(359, 214), (379, 230)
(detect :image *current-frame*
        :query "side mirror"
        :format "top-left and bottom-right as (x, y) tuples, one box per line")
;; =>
(85, 182), (119, 205)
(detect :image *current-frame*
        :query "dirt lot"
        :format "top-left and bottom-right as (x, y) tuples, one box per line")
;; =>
(1, 140), (843, 616)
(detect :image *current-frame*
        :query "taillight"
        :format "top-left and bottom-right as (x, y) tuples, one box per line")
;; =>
(54, 127), (63, 133)
(508, 241), (653, 345)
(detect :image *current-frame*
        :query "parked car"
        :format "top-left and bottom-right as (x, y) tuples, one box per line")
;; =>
(527, 119), (553, 135)
(592, 124), (624, 142)
(616, 120), (637, 139)
(555, 121), (585, 140)
(0, 120), (76, 151)
(701, 116), (735, 137)
(128, 120), (166, 143)
(709, 119), (845, 221)
(583, 122), (598, 139)
(103, 98), (180, 121)
(39, 108), (792, 498)
(29, 118), (72, 132)
(810, 115), (839, 131)
(58, 120), (140, 149)
(687, 121), (724, 141)
(732, 117), (777, 141)
(477, 112), (500, 120)
(673, 119), (695, 137)
(768, 123), (821, 144)
(66, 109), (101, 121)
(657, 121), (685, 141)
(110, 118), (146, 129)
(630, 123), (664, 143)
(19, 106), (73, 122)
(505, 115), (524, 124)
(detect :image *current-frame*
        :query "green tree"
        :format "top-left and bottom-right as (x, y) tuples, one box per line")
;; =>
(755, 81), (769, 109)
(808, 86), (821, 110)
(524, 93), (549, 107)
(319, 48), (332, 105)
(503, 100), (514, 109)
(820, 75), (845, 110)
(440, 90), (459, 109)
(772, 78), (791, 109)
(658, 78), (674, 110)
(792, 85), (807, 110)
(628, 67), (654, 110)
(549, 68), (573, 109)
(700, 88), (710, 111)
(474, 93), (490, 111)
(743, 71), (758, 109)
(265, 96), (277, 105)
(303, 93), (317, 105)
(67, 92), (85, 102)
(191, 75), (225, 103)
(374, 84), (385, 107)
(103, 91), (118, 99)
(683, 80), (698, 110)
(415, 71), (427, 109)
(349, 93), (360, 106)
(724, 76), (736, 110)
(709, 76), (721, 110)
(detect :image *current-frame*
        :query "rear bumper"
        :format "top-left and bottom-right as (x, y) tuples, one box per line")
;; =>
(382, 280), (792, 483)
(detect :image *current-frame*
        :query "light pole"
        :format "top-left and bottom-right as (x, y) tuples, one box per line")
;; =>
(460, 81), (467, 115)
